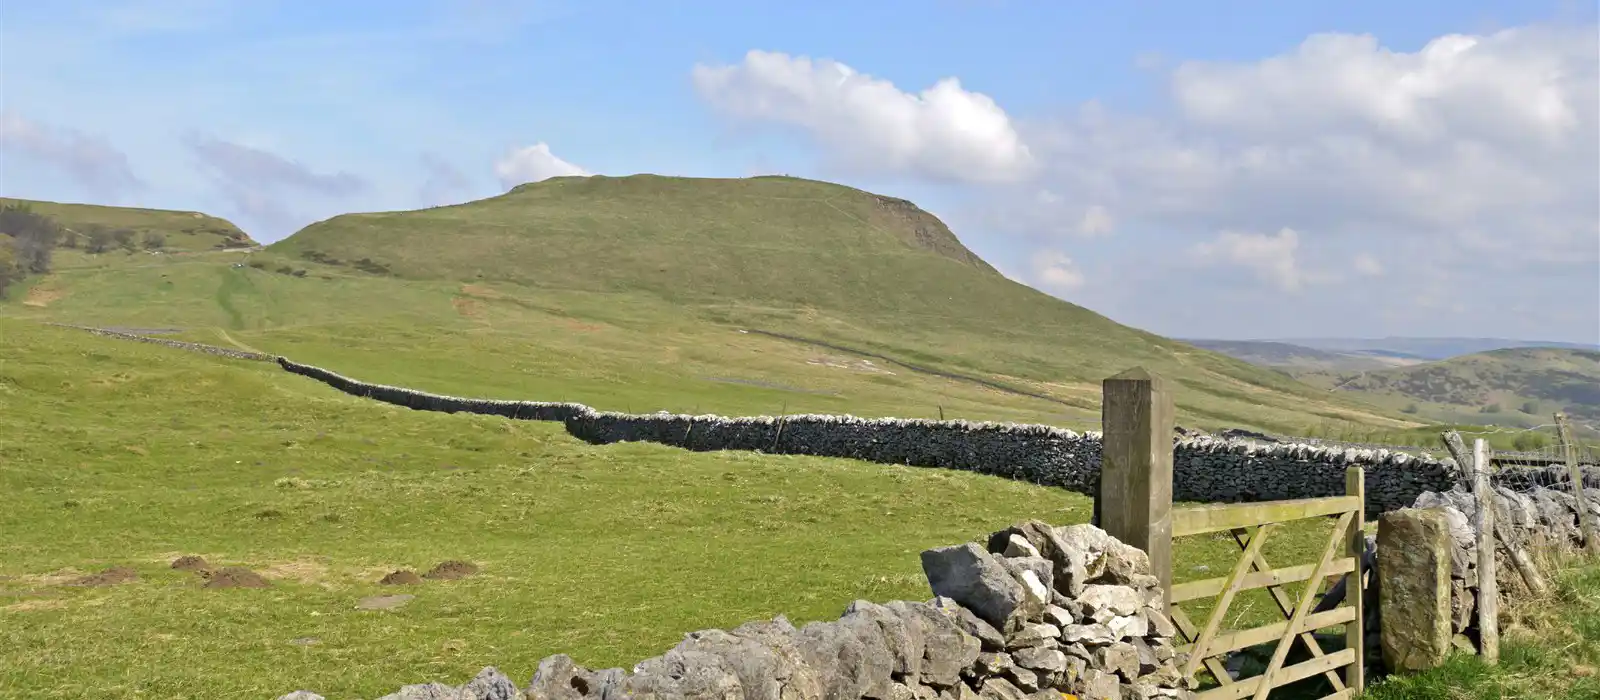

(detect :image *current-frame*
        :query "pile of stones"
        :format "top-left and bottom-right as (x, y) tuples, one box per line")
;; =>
(273, 521), (1194, 700)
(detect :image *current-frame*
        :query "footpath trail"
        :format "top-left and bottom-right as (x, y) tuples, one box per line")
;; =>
(212, 327), (266, 355)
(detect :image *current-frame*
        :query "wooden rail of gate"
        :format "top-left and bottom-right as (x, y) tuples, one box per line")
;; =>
(1167, 471), (1365, 699)
(1098, 368), (1365, 699)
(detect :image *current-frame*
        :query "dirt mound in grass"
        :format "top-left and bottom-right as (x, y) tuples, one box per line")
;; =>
(72, 566), (139, 587)
(170, 555), (210, 572)
(423, 560), (479, 580)
(201, 567), (271, 589)
(379, 570), (422, 585)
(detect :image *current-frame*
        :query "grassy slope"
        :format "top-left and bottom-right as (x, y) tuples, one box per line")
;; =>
(1297, 348), (1600, 429)
(0, 197), (256, 253)
(1363, 561), (1600, 700)
(247, 173), (1407, 434)
(0, 320), (1341, 698)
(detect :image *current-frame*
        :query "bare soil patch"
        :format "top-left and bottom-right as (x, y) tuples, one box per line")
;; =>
(201, 567), (271, 589)
(22, 283), (63, 308)
(71, 566), (139, 587)
(170, 555), (210, 572)
(379, 569), (422, 585)
(423, 560), (479, 580)
(357, 594), (415, 611)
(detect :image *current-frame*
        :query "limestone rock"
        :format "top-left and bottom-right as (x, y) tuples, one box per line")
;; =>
(923, 544), (1034, 633)
(929, 596), (1006, 652)
(378, 683), (458, 700)
(978, 677), (1029, 700)
(276, 693), (325, 700)
(796, 617), (894, 700)
(1377, 508), (1455, 672)
(1012, 647), (1068, 674)
(887, 600), (982, 688)
(1078, 585), (1144, 617)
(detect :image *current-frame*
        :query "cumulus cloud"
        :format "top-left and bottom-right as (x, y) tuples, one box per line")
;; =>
(1353, 253), (1384, 277)
(493, 142), (589, 190)
(692, 50), (1032, 183)
(1193, 228), (1308, 292)
(1029, 250), (1086, 292)
(184, 134), (369, 239)
(985, 23), (1598, 279)
(0, 111), (144, 200)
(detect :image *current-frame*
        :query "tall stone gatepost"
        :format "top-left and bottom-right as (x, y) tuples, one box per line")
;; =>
(1377, 507), (1455, 671)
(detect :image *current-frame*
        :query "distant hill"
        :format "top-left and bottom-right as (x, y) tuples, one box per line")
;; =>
(1296, 347), (1600, 429)
(0, 197), (256, 252)
(1269, 336), (1600, 361)
(1180, 339), (1413, 372)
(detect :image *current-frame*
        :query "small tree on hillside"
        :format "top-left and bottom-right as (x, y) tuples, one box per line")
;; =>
(142, 233), (166, 250)
(85, 225), (116, 254)
(111, 227), (137, 252)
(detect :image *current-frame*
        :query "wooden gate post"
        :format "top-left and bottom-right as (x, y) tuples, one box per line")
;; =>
(1554, 413), (1600, 555)
(1100, 367), (1176, 608)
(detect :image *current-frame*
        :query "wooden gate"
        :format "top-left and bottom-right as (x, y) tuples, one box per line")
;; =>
(1166, 468), (1365, 699)
(1097, 368), (1366, 700)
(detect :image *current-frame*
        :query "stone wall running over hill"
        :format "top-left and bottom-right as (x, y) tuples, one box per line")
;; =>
(53, 324), (276, 362)
(276, 521), (1198, 700)
(270, 358), (1600, 515)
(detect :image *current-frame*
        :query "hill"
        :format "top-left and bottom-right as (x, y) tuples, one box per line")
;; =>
(0, 197), (256, 253)
(1180, 339), (1413, 372)
(1269, 336), (1600, 361)
(4, 175), (1413, 434)
(1297, 347), (1600, 431)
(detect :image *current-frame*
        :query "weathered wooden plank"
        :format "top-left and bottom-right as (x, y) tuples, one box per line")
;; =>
(1184, 523), (1276, 680)
(1170, 606), (1235, 686)
(1173, 496), (1361, 537)
(1345, 467), (1366, 694)
(1175, 606), (1357, 658)
(1195, 648), (1357, 700)
(1100, 368), (1176, 606)
(1223, 527), (1346, 693)
(1475, 440), (1500, 665)
(1442, 431), (1549, 596)
(1171, 558), (1358, 602)
(1254, 511), (1356, 700)
(1555, 413), (1600, 555)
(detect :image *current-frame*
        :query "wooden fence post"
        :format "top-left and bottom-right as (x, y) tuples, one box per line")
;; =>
(1100, 367), (1176, 609)
(1473, 439), (1500, 664)
(1442, 431), (1548, 596)
(1345, 466), (1367, 693)
(1554, 413), (1600, 555)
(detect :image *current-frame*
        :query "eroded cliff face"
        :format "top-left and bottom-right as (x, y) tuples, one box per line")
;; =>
(867, 194), (998, 274)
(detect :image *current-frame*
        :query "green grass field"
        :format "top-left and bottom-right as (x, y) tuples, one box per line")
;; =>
(1, 320), (1357, 698)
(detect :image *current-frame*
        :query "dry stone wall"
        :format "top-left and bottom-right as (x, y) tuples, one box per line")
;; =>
(276, 358), (1597, 515)
(275, 521), (1196, 700)
(52, 323), (276, 362)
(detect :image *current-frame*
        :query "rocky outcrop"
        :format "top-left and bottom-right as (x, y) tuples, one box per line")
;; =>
(274, 522), (1196, 700)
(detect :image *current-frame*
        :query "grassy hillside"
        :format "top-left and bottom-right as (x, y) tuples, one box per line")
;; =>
(1297, 348), (1600, 431)
(251, 174), (1405, 433)
(0, 320), (1348, 698)
(0, 197), (256, 253)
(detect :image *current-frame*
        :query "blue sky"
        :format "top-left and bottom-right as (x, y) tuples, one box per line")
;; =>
(2, 0), (1597, 343)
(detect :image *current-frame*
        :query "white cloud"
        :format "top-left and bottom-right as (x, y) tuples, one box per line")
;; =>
(493, 142), (589, 190)
(691, 50), (1032, 183)
(0, 111), (144, 200)
(417, 152), (475, 206)
(1353, 253), (1384, 277)
(1030, 250), (1086, 292)
(184, 133), (369, 239)
(990, 23), (1598, 273)
(1193, 228), (1306, 292)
